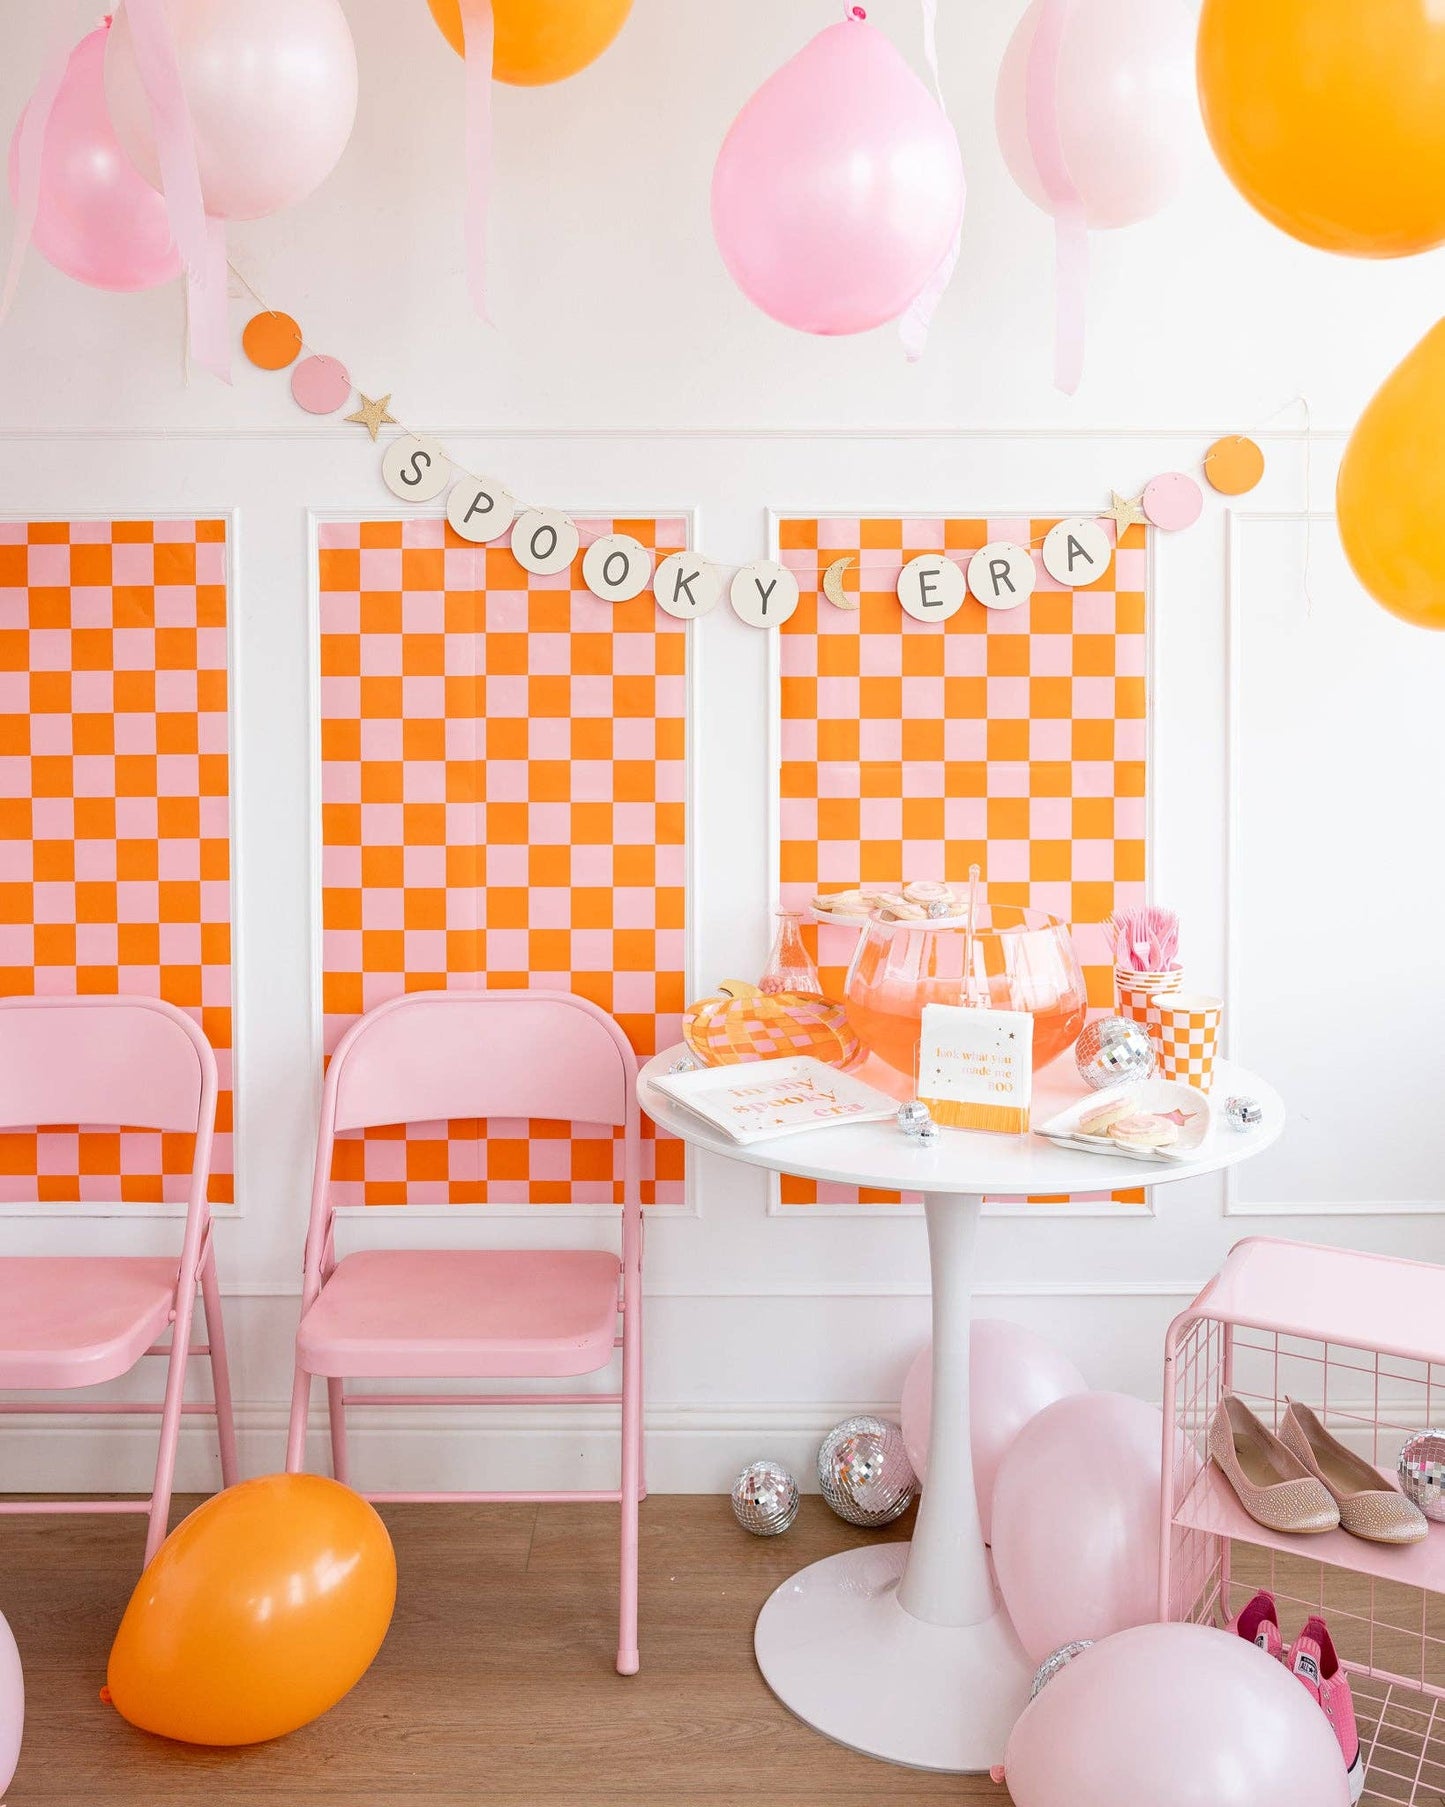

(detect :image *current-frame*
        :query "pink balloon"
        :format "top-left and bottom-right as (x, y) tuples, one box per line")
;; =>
(710, 12), (964, 336)
(991, 1391), (1162, 1663)
(996, 0), (1195, 230)
(0, 1609), (21, 1796)
(900, 1321), (1087, 1543)
(6, 25), (181, 293)
(1003, 1624), (1349, 1807)
(105, 0), (357, 222)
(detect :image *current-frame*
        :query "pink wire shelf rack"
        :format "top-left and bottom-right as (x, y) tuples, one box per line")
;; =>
(1161, 1236), (1445, 1807)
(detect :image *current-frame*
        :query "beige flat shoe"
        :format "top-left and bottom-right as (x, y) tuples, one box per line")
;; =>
(1280, 1399), (1428, 1546)
(1209, 1396), (1339, 1535)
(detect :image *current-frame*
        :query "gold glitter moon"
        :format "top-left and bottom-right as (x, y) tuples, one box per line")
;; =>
(821, 555), (858, 609)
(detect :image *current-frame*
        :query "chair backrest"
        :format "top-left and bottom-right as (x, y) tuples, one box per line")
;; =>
(326, 990), (637, 1134)
(0, 995), (215, 1138)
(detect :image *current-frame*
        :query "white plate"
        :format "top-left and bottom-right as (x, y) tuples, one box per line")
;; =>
(1034, 1079), (1213, 1164)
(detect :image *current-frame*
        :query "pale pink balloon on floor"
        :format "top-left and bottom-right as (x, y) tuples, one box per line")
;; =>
(996, 0), (1195, 229)
(0, 1608), (21, 1796)
(991, 1391), (1163, 1662)
(711, 11), (964, 336)
(291, 355), (351, 415)
(1003, 1624), (1349, 1807)
(105, 0), (358, 222)
(1141, 471), (1204, 531)
(7, 24), (181, 292)
(900, 1321), (1087, 1542)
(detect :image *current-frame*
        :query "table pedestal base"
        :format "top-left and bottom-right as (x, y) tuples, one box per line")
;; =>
(753, 1541), (1034, 1772)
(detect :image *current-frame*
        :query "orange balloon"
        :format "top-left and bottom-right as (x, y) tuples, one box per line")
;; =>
(107, 1474), (396, 1745)
(1198, 0), (1445, 256)
(1337, 319), (1445, 631)
(428, 0), (631, 85)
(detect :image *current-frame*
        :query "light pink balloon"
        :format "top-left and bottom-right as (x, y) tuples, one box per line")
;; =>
(105, 0), (358, 222)
(711, 12), (964, 336)
(7, 25), (181, 293)
(900, 1321), (1087, 1543)
(991, 1391), (1162, 1663)
(0, 1609), (21, 1797)
(1003, 1624), (1349, 1807)
(996, 0), (1195, 230)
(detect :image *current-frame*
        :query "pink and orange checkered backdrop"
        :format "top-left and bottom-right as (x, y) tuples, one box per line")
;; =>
(317, 516), (688, 1206)
(775, 513), (1149, 1207)
(0, 518), (232, 1203)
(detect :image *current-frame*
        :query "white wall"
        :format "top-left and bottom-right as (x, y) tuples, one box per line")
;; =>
(2, 0), (1445, 1495)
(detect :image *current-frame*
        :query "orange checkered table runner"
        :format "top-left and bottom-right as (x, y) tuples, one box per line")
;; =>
(0, 519), (232, 1203)
(775, 513), (1149, 1208)
(317, 516), (688, 1206)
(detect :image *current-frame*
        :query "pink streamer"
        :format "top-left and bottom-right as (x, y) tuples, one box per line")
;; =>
(459, 0), (495, 322)
(0, 18), (76, 326)
(119, 0), (230, 382)
(1024, 0), (1087, 395)
(898, 0), (961, 362)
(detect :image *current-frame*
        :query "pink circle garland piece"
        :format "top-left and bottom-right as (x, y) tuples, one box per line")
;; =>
(1141, 471), (1203, 531)
(290, 354), (351, 415)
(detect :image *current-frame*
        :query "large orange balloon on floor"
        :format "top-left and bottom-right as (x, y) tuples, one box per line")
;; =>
(1197, 0), (1445, 256)
(107, 1474), (396, 1745)
(1337, 321), (1445, 631)
(428, 0), (631, 85)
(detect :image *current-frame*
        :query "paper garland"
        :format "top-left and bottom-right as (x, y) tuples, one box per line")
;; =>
(238, 290), (1272, 629)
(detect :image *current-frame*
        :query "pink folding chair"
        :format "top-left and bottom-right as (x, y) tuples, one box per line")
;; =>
(285, 989), (647, 1674)
(0, 995), (237, 1565)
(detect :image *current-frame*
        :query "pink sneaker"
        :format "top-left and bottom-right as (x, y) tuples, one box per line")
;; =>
(1227, 1589), (1283, 1660)
(1287, 1615), (1363, 1804)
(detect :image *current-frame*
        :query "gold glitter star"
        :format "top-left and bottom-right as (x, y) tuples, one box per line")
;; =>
(1105, 489), (1148, 535)
(345, 392), (398, 441)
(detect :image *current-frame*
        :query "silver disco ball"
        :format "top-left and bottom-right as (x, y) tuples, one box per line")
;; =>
(1074, 1016), (1156, 1090)
(1399, 1432), (1445, 1522)
(731, 1459), (800, 1536)
(817, 1416), (916, 1528)
(1030, 1640), (1095, 1698)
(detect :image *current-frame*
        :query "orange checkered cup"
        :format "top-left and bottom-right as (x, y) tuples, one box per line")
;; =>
(1115, 966), (1183, 1025)
(1139, 991), (1223, 1091)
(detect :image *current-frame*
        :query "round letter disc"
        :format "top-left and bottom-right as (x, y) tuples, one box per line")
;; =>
(966, 542), (1036, 610)
(729, 559), (800, 629)
(582, 533), (652, 602)
(380, 434), (450, 503)
(446, 477), (517, 543)
(897, 553), (967, 622)
(654, 553), (722, 620)
(511, 508), (580, 576)
(1041, 517), (1113, 587)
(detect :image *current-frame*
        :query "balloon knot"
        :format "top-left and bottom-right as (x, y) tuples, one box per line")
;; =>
(990, 1765), (1006, 1784)
(847, 4), (866, 17)
(99, 1685), (113, 1705)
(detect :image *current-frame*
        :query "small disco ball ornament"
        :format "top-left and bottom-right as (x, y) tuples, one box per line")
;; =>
(1029, 1640), (1094, 1698)
(897, 1099), (933, 1137)
(668, 1054), (698, 1074)
(1074, 1016), (1156, 1090)
(1399, 1432), (1445, 1522)
(817, 1416), (917, 1528)
(1223, 1094), (1263, 1131)
(731, 1459), (800, 1536)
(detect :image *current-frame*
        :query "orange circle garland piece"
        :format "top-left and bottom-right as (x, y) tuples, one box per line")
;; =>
(241, 311), (304, 371)
(426, 0), (632, 85)
(683, 982), (862, 1070)
(1202, 435), (1265, 496)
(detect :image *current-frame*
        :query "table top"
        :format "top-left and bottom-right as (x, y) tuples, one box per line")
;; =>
(637, 1046), (1283, 1198)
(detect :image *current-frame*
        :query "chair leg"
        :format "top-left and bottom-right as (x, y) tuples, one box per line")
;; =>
(327, 1377), (349, 1486)
(617, 1297), (643, 1675)
(146, 1283), (200, 1567)
(200, 1249), (239, 1490)
(285, 1365), (313, 1473)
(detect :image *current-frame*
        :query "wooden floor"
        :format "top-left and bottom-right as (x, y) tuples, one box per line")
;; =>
(0, 1494), (1011, 1806)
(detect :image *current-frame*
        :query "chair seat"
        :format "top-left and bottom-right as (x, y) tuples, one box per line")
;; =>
(295, 1248), (623, 1380)
(0, 1256), (179, 1389)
